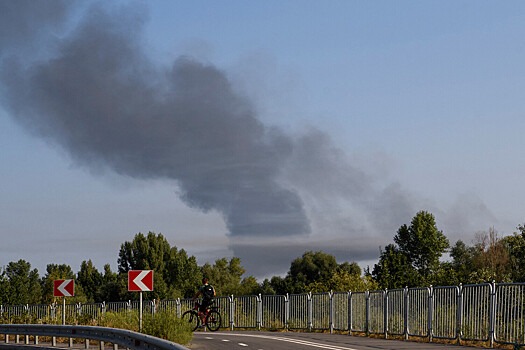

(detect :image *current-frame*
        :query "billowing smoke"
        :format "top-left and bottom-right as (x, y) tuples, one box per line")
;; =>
(1, 2), (311, 238)
(0, 2), (425, 274)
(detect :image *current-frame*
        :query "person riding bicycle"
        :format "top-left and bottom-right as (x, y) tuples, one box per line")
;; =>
(192, 277), (216, 326)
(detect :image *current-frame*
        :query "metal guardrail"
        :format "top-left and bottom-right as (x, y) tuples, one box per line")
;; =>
(5, 282), (525, 348)
(0, 324), (189, 350)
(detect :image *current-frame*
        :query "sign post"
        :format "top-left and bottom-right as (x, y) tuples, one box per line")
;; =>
(128, 270), (154, 332)
(53, 279), (75, 325)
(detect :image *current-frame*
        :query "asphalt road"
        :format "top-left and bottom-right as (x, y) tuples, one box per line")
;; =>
(186, 331), (486, 350)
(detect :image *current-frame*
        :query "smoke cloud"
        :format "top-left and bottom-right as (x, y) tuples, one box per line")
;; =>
(1, 3), (312, 238)
(1, 2), (423, 272)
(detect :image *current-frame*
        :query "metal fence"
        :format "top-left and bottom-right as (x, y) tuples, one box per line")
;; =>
(4, 282), (525, 348)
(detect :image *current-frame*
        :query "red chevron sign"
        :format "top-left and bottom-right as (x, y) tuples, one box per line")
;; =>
(128, 270), (154, 292)
(53, 279), (75, 297)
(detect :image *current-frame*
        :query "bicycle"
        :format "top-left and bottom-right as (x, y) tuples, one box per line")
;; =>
(181, 301), (222, 332)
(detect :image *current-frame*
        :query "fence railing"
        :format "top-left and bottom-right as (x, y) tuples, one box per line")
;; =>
(3, 282), (525, 348)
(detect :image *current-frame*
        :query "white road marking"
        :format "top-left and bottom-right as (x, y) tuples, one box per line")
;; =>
(209, 333), (359, 350)
(221, 339), (230, 342)
(238, 343), (248, 347)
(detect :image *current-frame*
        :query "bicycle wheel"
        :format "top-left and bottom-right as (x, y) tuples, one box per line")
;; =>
(205, 310), (222, 331)
(181, 310), (200, 331)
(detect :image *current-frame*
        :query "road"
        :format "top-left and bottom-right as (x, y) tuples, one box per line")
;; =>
(186, 331), (485, 350)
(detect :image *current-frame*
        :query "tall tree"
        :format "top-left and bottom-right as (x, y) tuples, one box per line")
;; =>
(117, 232), (173, 299)
(286, 251), (338, 293)
(394, 211), (449, 284)
(98, 264), (121, 302)
(41, 263), (86, 303)
(77, 260), (103, 302)
(200, 257), (246, 296)
(469, 227), (510, 282)
(164, 247), (201, 298)
(503, 223), (525, 282)
(372, 244), (418, 289)
(4, 260), (42, 305)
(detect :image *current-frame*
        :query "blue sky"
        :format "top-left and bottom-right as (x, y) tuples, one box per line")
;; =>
(1, 1), (524, 279)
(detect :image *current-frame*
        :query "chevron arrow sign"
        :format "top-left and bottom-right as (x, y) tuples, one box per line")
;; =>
(128, 270), (154, 292)
(53, 279), (75, 297)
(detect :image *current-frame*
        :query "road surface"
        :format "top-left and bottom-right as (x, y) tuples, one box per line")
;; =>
(186, 331), (486, 350)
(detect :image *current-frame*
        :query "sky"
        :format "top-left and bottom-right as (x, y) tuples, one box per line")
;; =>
(1, 1), (524, 280)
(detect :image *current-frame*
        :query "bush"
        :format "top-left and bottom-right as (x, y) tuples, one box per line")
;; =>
(143, 310), (193, 345)
(98, 310), (193, 345)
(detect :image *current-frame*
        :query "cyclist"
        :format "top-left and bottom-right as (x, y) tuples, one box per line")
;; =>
(192, 277), (216, 326)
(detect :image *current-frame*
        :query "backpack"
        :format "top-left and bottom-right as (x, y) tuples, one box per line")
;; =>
(202, 284), (214, 300)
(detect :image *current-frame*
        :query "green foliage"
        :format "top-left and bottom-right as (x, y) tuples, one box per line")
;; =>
(143, 310), (193, 344)
(77, 260), (103, 302)
(373, 211), (449, 288)
(201, 257), (245, 296)
(288, 251), (338, 292)
(394, 211), (449, 278)
(41, 263), (87, 304)
(4, 260), (42, 305)
(372, 244), (419, 289)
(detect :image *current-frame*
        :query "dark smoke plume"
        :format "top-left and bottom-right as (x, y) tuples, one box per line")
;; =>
(0, 3), (310, 238)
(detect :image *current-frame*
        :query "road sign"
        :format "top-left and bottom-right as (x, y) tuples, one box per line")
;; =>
(53, 279), (75, 297)
(128, 270), (154, 291)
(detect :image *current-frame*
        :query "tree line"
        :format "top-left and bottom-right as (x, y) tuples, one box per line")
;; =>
(1, 210), (524, 305)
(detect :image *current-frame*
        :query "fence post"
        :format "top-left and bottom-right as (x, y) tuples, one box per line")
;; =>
(457, 284), (462, 344)
(404, 286), (409, 340)
(257, 294), (262, 331)
(77, 302), (82, 318)
(428, 285), (433, 343)
(348, 291), (352, 336)
(365, 290), (370, 336)
(229, 295), (235, 331)
(489, 281), (496, 348)
(329, 291), (334, 334)
(176, 298), (181, 318)
(285, 293), (290, 330)
(307, 292), (313, 332)
(384, 289), (388, 339)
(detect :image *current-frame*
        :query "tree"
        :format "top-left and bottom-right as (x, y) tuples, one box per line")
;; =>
(469, 227), (510, 283)
(503, 223), (525, 282)
(393, 211), (449, 284)
(117, 232), (173, 300)
(164, 247), (201, 298)
(3, 260), (42, 305)
(41, 263), (86, 304)
(77, 260), (103, 302)
(286, 251), (338, 293)
(201, 257), (246, 296)
(372, 244), (418, 289)
(98, 264), (121, 302)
